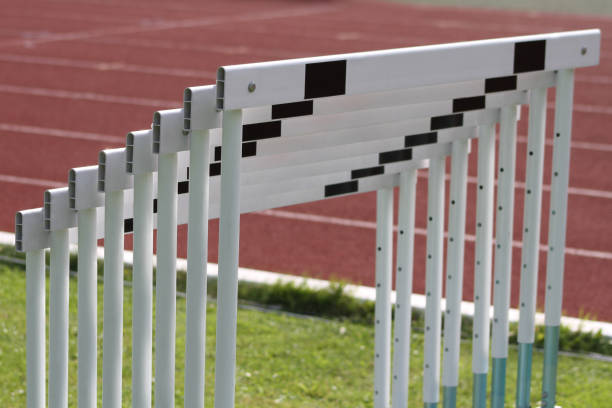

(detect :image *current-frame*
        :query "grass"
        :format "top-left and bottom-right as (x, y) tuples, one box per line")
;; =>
(0, 261), (611, 407)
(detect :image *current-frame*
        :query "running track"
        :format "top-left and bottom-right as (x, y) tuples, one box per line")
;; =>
(1, 0), (611, 321)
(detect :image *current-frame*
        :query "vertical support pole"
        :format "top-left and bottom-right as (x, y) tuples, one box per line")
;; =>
(423, 157), (446, 408)
(542, 69), (575, 408)
(471, 124), (496, 408)
(185, 129), (211, 407)
(214, 109), (243, 408)
(26, 249), (45, 408)
(155, 152), (179, 408)
(441, 139), (469, 408)
(49, 228), (69, 408)
(491, 105), (519, 408)
(133, 172), (154, 408)
(374, 187), (393, 408)
(516, 87), (548, 408)
(102, 189), (125, 408)
(391, 170), (417, 408)
(78, 208), (98, 408)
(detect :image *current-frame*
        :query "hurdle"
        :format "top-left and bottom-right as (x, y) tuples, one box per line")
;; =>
(14, 29), (600, 408)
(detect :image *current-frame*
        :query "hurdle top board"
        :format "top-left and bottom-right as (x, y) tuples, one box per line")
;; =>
(216, 29), (599, 110)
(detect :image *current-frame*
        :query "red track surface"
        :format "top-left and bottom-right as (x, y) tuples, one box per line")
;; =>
(1, 0), (611, 321)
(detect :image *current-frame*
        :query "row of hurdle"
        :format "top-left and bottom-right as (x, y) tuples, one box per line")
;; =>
(15, 29), (600, 407)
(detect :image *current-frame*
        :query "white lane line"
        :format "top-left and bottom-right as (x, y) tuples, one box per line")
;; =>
(0, 53), (213, 78)
(0, 83), (177, 107)
(0, 123), (123, 143)
(517, 135), (612, 153)
(0, 174), (63, 188)
(257, 209), (612, 261)
(0, 5), (337, 48)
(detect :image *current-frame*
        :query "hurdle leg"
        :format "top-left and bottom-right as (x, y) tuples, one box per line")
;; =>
(516, 87), (547, 408)
(490, 105), (519, 408)
(374, 188), (393, 408)
(155, 152), (179, 407)
(214, 109), (243, 408)
(102, 189), (125, 408)
(26, 249), (45, 408)
(423, 156), (446, 408)
(542, 69), (575, 408)
(77, 207), (98, 407)
(185, 129), (211, 407)
(391, 170), (417, 408)
(441, 139), (469, 408)
(132, 172), (154, 408)
(471, 124), (495, 408)
(49, 228), (69, 408)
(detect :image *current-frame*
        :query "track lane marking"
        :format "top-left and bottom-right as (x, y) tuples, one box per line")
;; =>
(0, 123), (123, 143)
(0, 174), (63, 188)
(258, 209), (612, 261)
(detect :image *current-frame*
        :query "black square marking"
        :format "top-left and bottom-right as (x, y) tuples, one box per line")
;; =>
(379, 148), (412, 164)
(351, 166), (384, 179)
(405, 132), (437, 148)
(514, 40), (546, 73)
(210, 162), (221, 177)
(178, 181), (189, 194)
(452, 96), (485, 112)
(485, 75), (517, 93)
(243, 121), (281, 142)
(272, 100), (314, 119)
(124, 218), (133, 233)
(304, 60), (347, 99)
(325, 180), (358, 197)
(186, 167), (189, 180)
(214, 146), (222, 161)
(431, 114), (463, 130)
(242, 141), (257, 157)
(153, 198), (157, 213)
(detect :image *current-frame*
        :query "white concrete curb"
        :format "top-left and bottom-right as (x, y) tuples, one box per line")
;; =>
(1, 230), (610, 338)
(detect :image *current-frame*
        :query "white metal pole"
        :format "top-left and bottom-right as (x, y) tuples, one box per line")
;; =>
(391, 169), (417, 408)
(441, 139), (469, 408)
(542, 69), (575, 408)
(155, 152), (179, 408)
(77, 208), (98, 408)
(471, 124), (496, 408)
(374, 187), (393, 408)
(516, 87), (547, 408)
(185, 129), (211, 407)
(49, 228), (69, 408)
(26, 249), (45, 408)
(214, 109), (243, 408)
(132, 172), (154, 408)
(490, 105), (519, 408)
(102, 189), (125, 408)
(423, 157), (446, 408)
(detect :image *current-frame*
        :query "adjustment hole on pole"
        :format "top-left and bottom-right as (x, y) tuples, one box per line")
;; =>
(398, 267), (402, 272)
(556, 133), (561, 138)
(397, 304), (400, 308)
(394, 375), (398, 380)
(377, 246), (382, 251)
(427, 291), (431, 296)
(400, 230), (404, 235)
(529, 151), (533, 156)
(523, 264), (527, 269)
(476, 260), (480, 266)
(425, 364), (429, 369)
(495, 280), (500, 284)
(427, 254), (432, 259)
(548, 285), (552, 290)
(429, 216), (433, 221)
(525, 228), (529, 233)
(475, 334), (479, 339)
(376, 283), (381, 288)
(475, 295), (480, 300)
(500, 168), (504, 173)
(446, 309), (450, 314)
(521, 302), (525, 307)
(550, 246), (554, 252)
(527, 189), (531, 194)
(376, 354), (380, 358)
(496, 244), (501, 249)
(498, 206), (503, 211)
(376, 320), (380, 324)
(552, 210), (556, 215)
(451, 200), (455, 205)
(445, 348), (449, 352)
(494, 318), (499, 323)
(450, 237), (454, 242)
(395, 338), (399, 343)
(477, 222), (482, 228)
(448, 275), (452, 280)
(581, 47), (588, 55)
(426, 326), (430, 331)
(554, 171), (558, 177)
(479, 185), (483, 190)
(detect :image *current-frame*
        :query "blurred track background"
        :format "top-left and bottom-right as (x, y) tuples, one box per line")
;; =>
(0, 0), (610, 321)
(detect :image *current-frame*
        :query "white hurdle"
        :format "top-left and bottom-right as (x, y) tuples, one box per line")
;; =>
(13, 29), (600, 408)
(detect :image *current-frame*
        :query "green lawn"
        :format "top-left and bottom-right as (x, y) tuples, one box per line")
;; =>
(0, 261), (610, 407)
